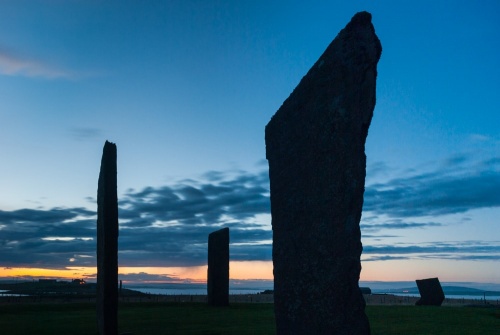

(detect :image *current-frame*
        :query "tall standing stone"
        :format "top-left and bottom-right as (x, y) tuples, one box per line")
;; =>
(207, 227), (229, 306)
(97, 141), (119, 335)
(265, 12), (381, 334)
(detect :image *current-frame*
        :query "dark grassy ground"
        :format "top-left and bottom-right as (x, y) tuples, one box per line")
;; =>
(368, 305), (499, 335)
(0, 302), (498, 334)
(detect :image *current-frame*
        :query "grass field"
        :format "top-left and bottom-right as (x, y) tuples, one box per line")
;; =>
(0, 302), (498, 334)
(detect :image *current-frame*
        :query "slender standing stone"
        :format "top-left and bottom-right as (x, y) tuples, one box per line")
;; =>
(207, 227), (229, 306)
(97, 141), (118, 335)
(265, 12), (381, 334)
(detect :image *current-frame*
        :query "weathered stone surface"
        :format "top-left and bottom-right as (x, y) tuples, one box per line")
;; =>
(265, 12), (381, 334)
(207, 227), (229, 306)
(97, 141), (119, 335)
(415, 277), (445, 306)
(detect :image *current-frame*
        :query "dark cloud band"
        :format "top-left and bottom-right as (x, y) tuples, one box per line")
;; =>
(0, 153), (498, 269)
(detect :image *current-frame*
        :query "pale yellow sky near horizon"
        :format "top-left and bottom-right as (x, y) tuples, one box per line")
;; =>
(1, 259), (499, 284)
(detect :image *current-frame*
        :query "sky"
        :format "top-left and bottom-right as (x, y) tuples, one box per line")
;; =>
(0, 1), (499, 287)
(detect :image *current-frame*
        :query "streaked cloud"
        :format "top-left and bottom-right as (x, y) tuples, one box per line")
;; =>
(118, 272), (181, 283)
(0, 48), (77, 79)
(119, 169), (270, 229)
(361, 219), (443, 233)
(363, 241), (500, 262)
(364, 155), (500, 217)
(70, 127), (102, 141)
(469, 133), (492, 142)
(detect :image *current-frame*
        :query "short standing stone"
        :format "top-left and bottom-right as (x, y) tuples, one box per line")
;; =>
(207, 227), (229, 306)
(415, 277), (445, 306)
(265, 12), (381, 334)
(96, 141), (119, 335)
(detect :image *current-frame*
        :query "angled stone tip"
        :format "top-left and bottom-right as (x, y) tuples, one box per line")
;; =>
(350, 11), (372, 25)
(103, 141), (117, 156)
(343, 11), (382, 64)
(209, 227), (229, 238)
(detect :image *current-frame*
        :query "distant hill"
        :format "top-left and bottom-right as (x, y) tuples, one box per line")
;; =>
(374, 285), (500, 296)
(0, 280), (146, 297)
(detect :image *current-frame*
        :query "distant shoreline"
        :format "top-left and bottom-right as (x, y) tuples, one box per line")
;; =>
(1, 281), (499, 306)
(1, 293), (498, 307)
(364, 294), (499, 306)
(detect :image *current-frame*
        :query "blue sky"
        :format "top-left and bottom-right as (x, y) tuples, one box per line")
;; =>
(0, 1), (499, 284)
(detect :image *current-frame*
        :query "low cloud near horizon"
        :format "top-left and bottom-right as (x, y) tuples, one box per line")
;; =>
(0, 152), (499, 271)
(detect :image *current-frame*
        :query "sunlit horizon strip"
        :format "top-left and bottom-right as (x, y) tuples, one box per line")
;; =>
(0, 261), (274, 283)
(1, 259), (498, 284)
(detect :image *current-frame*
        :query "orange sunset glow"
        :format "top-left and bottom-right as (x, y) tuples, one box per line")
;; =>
(3, 259), (497, 284)
(1, 261), (274, 283)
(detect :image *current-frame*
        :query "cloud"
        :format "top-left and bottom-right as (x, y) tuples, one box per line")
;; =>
(112, 170), (272, 267)
(0, 207), (96, 268)
(362, 255), (410, 262)
(363, 154), (500, 217)
(0, 48), (78, 79)
(70, 127), (102, 141)
(119, 169), (270, 229)
(362, 241), (500, 262)
(469, 134), (492, 142)
(0, 169), (271, 269)
(442, 153), (469, 167)
(361, 219), (443, 233)
(118, 272), (180, 283)
(0, 153), (498, 270)
(366, 161), (393, 182)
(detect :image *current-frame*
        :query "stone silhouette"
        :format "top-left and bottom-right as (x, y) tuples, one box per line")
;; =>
(265, 11), (381, 334)
(415, 277), (445, 306)
(96, 141), (119, 335)
(207, 227), (229, 306)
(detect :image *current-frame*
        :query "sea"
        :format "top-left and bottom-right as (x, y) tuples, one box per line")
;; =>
(127, 282), (271, 296)
(0, 289), (29, 297)
(374, 292), (500, 302)
(3, 281), (498, 302)
(125, 283), (500, 302)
